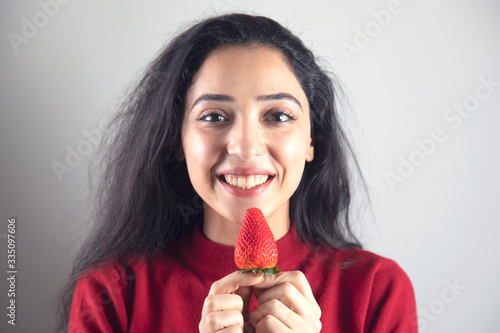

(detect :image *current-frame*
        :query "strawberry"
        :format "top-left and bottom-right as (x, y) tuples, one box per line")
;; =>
(234, 207), (281, 276)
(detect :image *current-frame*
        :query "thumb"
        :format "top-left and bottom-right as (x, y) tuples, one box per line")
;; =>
(227, 271), (263, 320)
(234, 285), (253, 320)
(209, 270), (264, 320)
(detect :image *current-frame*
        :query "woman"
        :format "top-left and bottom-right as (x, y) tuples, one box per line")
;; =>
(61, 13), (417, 332)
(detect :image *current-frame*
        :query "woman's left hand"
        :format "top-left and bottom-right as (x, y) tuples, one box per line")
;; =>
(250, 271), (322, 332)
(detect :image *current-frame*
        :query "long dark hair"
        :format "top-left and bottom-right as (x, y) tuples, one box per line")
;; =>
(58, 13), (365, 330)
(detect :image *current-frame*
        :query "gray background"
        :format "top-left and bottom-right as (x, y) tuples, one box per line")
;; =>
(1, 0), (499, 332)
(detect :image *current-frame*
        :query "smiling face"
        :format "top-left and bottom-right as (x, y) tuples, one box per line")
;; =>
(182, 45), (314, 244)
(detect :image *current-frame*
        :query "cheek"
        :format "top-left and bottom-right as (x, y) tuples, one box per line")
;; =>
(273, 131), (310, 172)
(182, 127), (221, 178)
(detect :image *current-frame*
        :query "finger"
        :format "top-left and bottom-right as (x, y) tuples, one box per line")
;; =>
(252, 296), (322, 332)
(255, 283), (309, 316)
(254, 271), (314, 302)
(253, 313), (290, 332)
(233, 286), (253, 322)
(201, 294), (244, 319)
(205, 309), (244, 332)
(207, 271), (265, 322)
(251, 298), (299, 329)
(243, 320), (254, 333)
(254, 271), (321, 317)
(217, 326), (242, 333)
(209, 271), (265, 295)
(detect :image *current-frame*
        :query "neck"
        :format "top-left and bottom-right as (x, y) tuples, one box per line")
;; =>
(202, 205), (291, 246)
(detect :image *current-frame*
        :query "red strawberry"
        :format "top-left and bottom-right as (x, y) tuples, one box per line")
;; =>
(234, 207), (281, 276)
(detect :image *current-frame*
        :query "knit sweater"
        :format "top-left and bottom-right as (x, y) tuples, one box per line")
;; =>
(69, 224), (418, 332)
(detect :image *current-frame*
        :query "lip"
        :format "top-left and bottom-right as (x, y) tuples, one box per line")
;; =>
(216, 168), (275, 197)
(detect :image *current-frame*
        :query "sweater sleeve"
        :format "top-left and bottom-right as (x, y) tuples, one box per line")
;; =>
(68, 262), (132, 333)
(364, 258), (418, 333)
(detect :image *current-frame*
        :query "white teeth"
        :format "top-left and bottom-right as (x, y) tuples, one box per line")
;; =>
(246, 176), (255, 188)
(223, 175), (270, 190)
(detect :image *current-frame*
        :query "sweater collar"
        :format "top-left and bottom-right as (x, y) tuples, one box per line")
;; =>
(183, 223), (310, 279)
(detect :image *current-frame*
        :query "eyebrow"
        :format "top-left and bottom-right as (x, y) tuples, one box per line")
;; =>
(191, 94), (235, 110)
(190, 92), (302, 110)
(257, 93), (302, 109)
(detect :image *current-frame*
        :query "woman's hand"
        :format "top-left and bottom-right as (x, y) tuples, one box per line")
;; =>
(250, 271), (322, 332)
(199, 271), (265, 333)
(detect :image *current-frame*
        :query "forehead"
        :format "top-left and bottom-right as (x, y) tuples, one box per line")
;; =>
(197, 44), (291, 74)
(187, 45), (308, 106)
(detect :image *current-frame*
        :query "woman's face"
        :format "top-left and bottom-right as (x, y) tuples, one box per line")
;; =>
(182, 45), (314, 237)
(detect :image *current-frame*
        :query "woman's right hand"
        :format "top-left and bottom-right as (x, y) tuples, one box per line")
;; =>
(199, 271), (264, 333)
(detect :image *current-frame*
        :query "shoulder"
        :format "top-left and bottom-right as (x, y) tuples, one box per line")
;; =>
(334, 248), (418, 331)
(69, 253), (169, 332)
(71, 251), (176, 311)
(331, 247), (415, 294)
(339, 247), (411, 279)
(71, 255), (151, 311)
(300, 245), (418, 331)
(77, 255), (149, 283)
(75, 251), (175, 290)
(304, 244), (416, 301)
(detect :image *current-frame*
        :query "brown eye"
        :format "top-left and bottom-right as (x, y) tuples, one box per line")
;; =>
(197, 110), (228, 122)
(270, 112), (291, 122)
(204, 114), (226, 122)
(265, 109), (298, 123)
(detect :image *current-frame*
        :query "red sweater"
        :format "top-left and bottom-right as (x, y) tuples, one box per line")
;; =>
(69, 224), (418, 332)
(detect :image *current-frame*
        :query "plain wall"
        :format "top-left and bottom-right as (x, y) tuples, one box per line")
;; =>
(1, 0), (499, 332)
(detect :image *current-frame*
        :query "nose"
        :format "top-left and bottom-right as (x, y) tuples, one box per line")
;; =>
(226, 117), (265, 160)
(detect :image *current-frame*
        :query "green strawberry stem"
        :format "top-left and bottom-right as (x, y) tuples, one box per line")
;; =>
(238, 266), (282, 276)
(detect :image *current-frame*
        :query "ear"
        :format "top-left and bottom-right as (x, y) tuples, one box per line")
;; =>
(306, 139), (314, 162)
